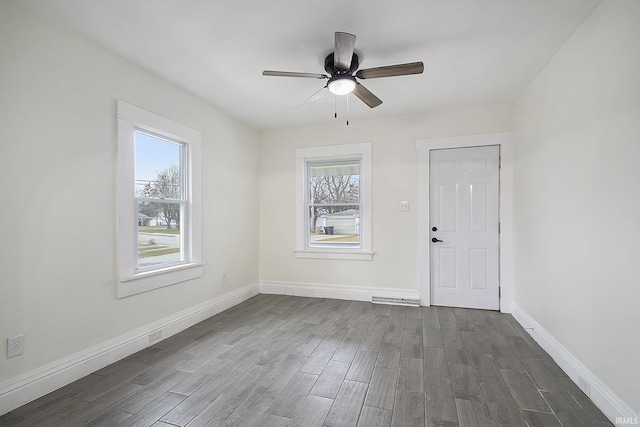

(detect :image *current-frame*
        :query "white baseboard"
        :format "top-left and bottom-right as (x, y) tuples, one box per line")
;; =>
(511, 303), (636, 425)
(259, 280), (419, 303)
(0, 283), (259, 416)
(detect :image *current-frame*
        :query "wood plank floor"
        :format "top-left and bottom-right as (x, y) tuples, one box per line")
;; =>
(0, 294), (612, 426)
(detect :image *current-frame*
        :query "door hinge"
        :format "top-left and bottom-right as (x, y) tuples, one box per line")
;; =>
(499, 287), (501, 298)
(499, 222), (501, 234)
(499, 155), (502, 169)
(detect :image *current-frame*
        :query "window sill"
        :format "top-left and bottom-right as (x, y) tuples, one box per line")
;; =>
(118, 262), (204, 298)
(295, 250), (374, 261)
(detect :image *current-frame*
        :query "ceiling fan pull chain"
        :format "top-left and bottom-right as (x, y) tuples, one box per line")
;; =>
(346, 94), (350, 126)
(334, 94), (338, 119)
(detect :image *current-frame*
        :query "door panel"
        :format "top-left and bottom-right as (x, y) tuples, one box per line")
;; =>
(439, 248), (457, 288)
(430, 146), (499, 310)
(469, 249), (488, 290)
(439, 184), (458, 232)
(470, 182), (488, 232)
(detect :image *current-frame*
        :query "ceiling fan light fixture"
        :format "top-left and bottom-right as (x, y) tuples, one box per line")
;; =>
(327, 74), (356, 95)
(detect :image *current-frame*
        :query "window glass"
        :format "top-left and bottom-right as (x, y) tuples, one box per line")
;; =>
(307, 159), (361, 247)
(134, 131), (184, 269)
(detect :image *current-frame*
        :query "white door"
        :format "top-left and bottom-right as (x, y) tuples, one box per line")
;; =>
(430, 146), (500, 310)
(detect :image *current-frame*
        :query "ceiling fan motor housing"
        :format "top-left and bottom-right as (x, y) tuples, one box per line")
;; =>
(324, 52), (360, 75)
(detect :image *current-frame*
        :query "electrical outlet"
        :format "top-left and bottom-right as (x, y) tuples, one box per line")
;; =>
(399, 201), (410, 212)
(7, 335), (24, 358)
(149, 330), (162, 343)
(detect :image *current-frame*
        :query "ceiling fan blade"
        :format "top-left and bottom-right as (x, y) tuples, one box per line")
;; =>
(334, 32), (356, 70)
(263, 70), (328, 79)
(352, 83), (382, 108)
(298, 86), (329, 109)
(356, 62), (424, 79)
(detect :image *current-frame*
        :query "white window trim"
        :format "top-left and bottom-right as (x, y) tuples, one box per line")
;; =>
(116, 100), (203, 298)
(295, 143), (373, 261)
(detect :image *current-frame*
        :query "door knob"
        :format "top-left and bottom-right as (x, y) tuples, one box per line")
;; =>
(432, 237), (443, 243)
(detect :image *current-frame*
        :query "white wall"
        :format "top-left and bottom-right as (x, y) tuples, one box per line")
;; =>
(513, 0), (640, 416)
(0, 0), (259, 388)
(259, 106), (513, 293)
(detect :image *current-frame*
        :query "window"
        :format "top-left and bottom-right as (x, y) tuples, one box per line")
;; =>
(307, 160), (361, 247)
(296, 143), (373, 260)
(117, 101), (202, 297)
(135, 131), (185, 269)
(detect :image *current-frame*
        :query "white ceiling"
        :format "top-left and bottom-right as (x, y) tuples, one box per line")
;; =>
(19, 0), (601, 130)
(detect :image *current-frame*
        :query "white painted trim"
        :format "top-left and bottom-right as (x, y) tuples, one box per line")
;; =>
(116, 100), (203, 298)
(416, 132), (514, 312)
(118, 262), (204, 297)
(295, 143), (373, 260)
(0, 283), (259, 416)
(511, 303), (636, 425)
(294, 250), (374, 261)
(259, 280), (419, 302)
(295, 142), (372, 159)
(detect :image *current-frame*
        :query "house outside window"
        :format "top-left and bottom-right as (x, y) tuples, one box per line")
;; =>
(117, 101), (202, 297)
(296, 143), (373, 260)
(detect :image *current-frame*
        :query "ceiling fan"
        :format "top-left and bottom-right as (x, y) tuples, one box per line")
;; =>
(263, 32), (424, 109)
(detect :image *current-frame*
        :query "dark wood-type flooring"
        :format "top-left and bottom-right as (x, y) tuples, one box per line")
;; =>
(0, 294), (612, 426)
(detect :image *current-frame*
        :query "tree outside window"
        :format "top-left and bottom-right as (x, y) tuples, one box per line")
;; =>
(138, 164), (181, 230)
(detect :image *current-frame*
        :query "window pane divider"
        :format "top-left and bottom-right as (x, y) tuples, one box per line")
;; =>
(135, 197), (184, 203)
(309, 203), (360, 208)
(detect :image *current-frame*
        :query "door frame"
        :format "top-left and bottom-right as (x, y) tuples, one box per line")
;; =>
(416, 132), (514, 312)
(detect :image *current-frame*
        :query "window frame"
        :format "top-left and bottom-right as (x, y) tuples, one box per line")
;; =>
(134, 129), (188, 271)
(116, 100), (202, 297)
(295, 143), (373, 260)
